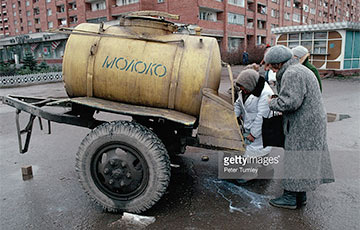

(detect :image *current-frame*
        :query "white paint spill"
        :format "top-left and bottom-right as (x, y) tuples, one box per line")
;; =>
(205, 178), (271, 215)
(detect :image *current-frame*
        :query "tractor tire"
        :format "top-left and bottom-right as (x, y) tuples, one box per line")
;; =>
(75, 121), (170, 213)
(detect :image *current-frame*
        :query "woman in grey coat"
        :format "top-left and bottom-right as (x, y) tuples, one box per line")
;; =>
(264, 45), (335, 209)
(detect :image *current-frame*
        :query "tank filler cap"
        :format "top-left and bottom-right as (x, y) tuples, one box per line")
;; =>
(119, 11), (180, 33)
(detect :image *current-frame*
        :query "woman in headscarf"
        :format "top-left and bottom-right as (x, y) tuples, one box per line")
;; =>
(264, 45), (334, 209)
(292, 45), (322, 92)
(234, 69), (274, 158)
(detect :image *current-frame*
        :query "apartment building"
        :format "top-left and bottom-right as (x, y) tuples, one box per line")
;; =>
(0, 0), (359, 62)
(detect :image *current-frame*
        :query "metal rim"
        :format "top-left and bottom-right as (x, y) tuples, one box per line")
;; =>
(90, 142), (149, 201)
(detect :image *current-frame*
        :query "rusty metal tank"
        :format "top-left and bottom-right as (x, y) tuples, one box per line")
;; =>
(62, 14), (222, 117)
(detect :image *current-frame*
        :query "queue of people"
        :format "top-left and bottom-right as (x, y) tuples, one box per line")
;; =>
(232, 45), (334, 210)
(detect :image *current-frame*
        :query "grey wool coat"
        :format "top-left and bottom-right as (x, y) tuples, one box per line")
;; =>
(269, 58), (335, 192)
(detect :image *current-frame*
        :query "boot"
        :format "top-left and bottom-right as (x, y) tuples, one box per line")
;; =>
(269, 190), (297, 209)
(297, 192), (307, 206)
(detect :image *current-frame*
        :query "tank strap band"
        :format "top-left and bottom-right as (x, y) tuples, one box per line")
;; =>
(168, 39), (185, 109)
(86, 38), (101, 97)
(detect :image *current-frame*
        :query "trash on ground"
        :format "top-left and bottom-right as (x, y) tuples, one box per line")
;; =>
(109, 212), (156, 229)
(21, 165), (33, 181)
(201, 155), (209, 161)
(170, 164), (180, 168)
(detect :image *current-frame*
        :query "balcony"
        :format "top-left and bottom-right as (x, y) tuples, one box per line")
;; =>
(56, 11), (67, 19)
(246, 26), (255, 35)
(86, 9), (107, 20)
(111, 3), (141, 17)
(56, 0), (66, 6)
(246, 10), (255, 18)
(198, 20), (224, 31)
(198, 0), (224, 11)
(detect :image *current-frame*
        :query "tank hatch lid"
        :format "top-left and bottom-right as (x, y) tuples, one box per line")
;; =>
(120, 11), (179, 33)
(68, 97), (196, 126)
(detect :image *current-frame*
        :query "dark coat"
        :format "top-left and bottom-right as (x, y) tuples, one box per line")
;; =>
(269, 58), (334, 192)
(303, 58), (322, 92)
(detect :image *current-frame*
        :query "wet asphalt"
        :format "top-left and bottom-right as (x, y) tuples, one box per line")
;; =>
(0, 73), (359, 230)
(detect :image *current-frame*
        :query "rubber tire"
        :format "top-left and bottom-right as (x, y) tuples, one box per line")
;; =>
(75, 121), (170, 213)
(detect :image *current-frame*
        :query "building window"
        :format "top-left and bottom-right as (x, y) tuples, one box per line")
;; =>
(257, 4), (267, 14)
(26, 1), (30, 6)
(257, 20), (266, 29)
(228, 0), (245, 7)
(284, 12), (291, 20)
(48, 21), (53, 28)
(33, 8), (40, 15)
(70, 16), (78, 24)
(314, 32), (327, 39)
(46, 0), (51, 2)
(310, 8), (316, 15)
(293, 13), (300, 22)
(28, 20), (32, 26)
(228, 12), (244, 25)
(12, 3), (16, 8)
(69, 2), (77, 10)
(57, 5), (65, 13)
(58, 18), (67, 26)
(26, 11), (31, 16)
(116, 0), (139, 6)
(314, 41), (327, 54)
(91, 1), (106, 11)
(35, 18), (40, 24)
(247, 18), (254, 28)
(47, 9), (52, 16)
(303, 4), (309, 12)
(303, 16), (307, 23)
(271, 9), (279, 18)
(14, 20), (17, 25)
(13, 12), (16, 16)
(344, 31), (360, 69)
(199, 10), (217, 22)
(301, 32), (312, 40)
(286, 0), (291, 7)
(257, 36), (265, 45)
(158, 0), (165, 3)
(228, 37), (243, 51)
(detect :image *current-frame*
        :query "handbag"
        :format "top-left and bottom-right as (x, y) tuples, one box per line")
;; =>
(262, 111), (285, 148)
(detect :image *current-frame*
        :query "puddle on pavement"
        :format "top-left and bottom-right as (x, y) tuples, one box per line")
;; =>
(204, 178), (271, 216)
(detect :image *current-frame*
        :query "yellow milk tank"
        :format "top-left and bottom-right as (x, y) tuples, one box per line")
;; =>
(62, 16), (222, 117)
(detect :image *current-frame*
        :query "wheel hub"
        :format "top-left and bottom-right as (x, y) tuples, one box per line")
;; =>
(92, 144), (148, 199)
